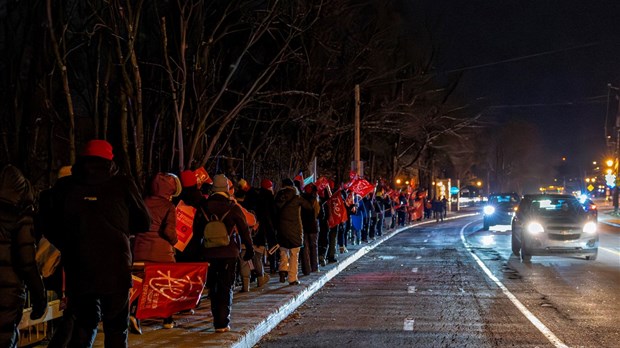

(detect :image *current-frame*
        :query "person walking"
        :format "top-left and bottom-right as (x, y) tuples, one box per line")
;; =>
(0, 164), (47, 348)
(274, 178), (313, 285)
(42, 139), (151, 347)
(300, 184), (320, 273)
(255, 179), (278, 281)
(130, 172), (181, 333)
(193, 174), (254, 332)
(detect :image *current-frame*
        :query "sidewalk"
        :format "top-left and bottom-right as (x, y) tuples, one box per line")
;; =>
(592, 198), (620, 227)
(90, 213), (474, 348)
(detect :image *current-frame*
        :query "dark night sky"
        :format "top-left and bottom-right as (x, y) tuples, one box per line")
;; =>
(402, 1), (620, 178)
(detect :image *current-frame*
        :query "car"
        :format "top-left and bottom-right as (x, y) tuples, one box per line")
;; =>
(482, 193), (520, 230)
(511, 194), (599, 262)
(578, 195), (598, 221)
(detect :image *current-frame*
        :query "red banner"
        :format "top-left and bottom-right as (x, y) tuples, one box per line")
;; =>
(136, 263), (208, 320)
(194, 167), (213, 185)
(347, 178), (375, 197)
(174, 200), (196, 251)
(327, 193), (348, 228)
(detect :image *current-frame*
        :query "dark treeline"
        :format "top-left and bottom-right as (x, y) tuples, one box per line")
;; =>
(1, 0), (485, 192)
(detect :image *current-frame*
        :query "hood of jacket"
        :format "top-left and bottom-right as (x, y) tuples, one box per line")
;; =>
(0, 164), (33, 212)
(149, 173), (178, 200)
(71, 156), (116, 185)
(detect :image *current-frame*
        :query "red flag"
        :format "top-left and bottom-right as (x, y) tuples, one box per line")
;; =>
(316, 177), (330, 193)
(347, 178), (375, 197)
(327, 193), (348, 228)
(174, 200), (196, 252)
(349, 170), (357, 180)
(136, 263), (207, 319)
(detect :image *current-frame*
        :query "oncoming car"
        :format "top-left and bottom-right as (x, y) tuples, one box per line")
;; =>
(511, 194), (599, 262)
(482, 193), (520, 230)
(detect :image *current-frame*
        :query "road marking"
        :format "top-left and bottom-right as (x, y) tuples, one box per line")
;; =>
(408, 286), (417, 293)
(460, 223), (568, 348)
(403, 318), (415, 331)
(600, 246), (620, 256)
(412, 267), (418, 273)
(424, 239), (428, 242)
(415, 255), (422, 259)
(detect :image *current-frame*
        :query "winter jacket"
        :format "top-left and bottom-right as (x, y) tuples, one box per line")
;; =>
(42, 157), (151, 295)
(193, 192), (253, 259)
(133, 173), (178, 263)
(300, 192), (320, 235)
(0, 165), (46, 313)
(254, 188), (277, 247)
(274, 186), (313, 249)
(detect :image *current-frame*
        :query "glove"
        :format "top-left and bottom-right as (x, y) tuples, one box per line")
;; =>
(30, 297), (47, 320)
(243, 247), (255, 261)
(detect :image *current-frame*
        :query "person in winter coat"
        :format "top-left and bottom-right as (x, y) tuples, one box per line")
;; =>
(300, 184), (320, 273)
(274, 178), (313, 285)
(192, 174), (254, 333)
(255, 179), (278, 275)
(42, 140), (151, 348)
(0, 164), (47, 348)
(130, 172), (182, 333)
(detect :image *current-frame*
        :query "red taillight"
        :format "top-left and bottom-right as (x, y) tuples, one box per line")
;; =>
(590, 204), (597, 210)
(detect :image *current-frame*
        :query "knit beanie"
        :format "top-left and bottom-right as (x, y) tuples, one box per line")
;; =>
(260, 178), (273, 190)
(81, 140), (114, 160)
(212, 174), (229, 193)
(180, 170), (197, 188)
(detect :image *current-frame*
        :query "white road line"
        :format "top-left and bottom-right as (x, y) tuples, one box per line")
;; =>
(408, 286), (417, 294)
(403, 318), (415, 331)
(460, 222), (568, 348)
(412, 267), (418, 273)
(415, 255), (422, 259)
(600, 246), (620, 256)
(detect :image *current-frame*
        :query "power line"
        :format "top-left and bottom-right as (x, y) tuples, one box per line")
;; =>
(443, 42), (603, 74)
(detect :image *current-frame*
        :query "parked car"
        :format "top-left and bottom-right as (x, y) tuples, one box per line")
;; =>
(482, 193), (520, 230)
(511, 194), (599, 261)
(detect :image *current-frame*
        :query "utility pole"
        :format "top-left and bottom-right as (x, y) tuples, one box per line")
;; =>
(354, 84), (361, 177)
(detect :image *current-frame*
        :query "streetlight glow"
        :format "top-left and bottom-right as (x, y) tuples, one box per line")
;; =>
(606, 159), (614, 167)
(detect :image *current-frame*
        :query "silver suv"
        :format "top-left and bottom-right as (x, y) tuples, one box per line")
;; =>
(511, 194), (598, 262)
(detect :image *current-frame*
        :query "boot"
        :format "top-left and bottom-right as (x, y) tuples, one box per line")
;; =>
(279, 271), (288, 283)
(257, 274), (270, 287)
(240, 277), (250, 292)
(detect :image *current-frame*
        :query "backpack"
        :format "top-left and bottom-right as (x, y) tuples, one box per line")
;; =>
(200, 206), (233, 248)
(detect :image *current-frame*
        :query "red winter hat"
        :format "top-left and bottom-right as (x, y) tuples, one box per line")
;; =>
(81, 140), (114, 160)
(260, 178), (273, 190)
(180, 170), (197, 188)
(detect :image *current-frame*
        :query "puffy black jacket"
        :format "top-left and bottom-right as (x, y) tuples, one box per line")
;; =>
(274, 186), (313, 248)
(0, 165), (46, 311)
(42, 157), (151, 295)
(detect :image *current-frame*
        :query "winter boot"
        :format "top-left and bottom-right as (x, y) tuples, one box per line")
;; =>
(240, 277), (250, 292)
(257, 274), (271, 287)
(279, 271), (288, 283)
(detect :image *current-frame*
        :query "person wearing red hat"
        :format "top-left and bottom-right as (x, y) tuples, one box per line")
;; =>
(42, 139), (151, 347)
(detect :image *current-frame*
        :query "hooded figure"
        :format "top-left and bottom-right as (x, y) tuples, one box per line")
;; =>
(133, 173), (181, 263)
(43, 139), (151, 347)
(0, 165), (47, 348)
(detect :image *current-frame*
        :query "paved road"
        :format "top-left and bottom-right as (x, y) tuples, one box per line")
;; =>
(258, 216), (620, 347)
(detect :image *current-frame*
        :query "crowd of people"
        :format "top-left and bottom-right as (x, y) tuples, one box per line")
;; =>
(0, 139), (451, 348)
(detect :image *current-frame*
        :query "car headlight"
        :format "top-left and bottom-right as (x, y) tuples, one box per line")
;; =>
(583, 222), (597, 234)
(483, 206), (495, 215)
(527, 222), (544, 234)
